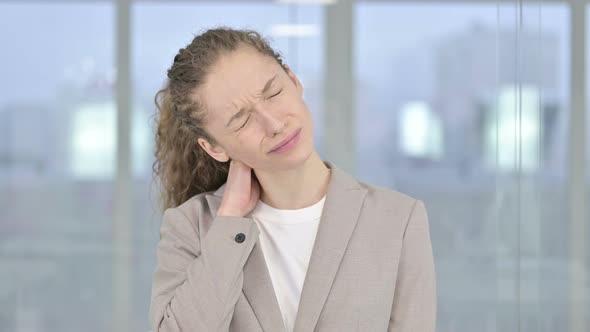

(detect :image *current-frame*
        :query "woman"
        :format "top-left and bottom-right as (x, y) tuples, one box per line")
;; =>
(149, 27), (436, 332)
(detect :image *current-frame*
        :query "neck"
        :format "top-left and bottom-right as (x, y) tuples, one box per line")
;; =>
(254, 151), (332, 210)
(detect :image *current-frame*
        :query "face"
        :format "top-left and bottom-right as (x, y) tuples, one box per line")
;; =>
(196, 46), (314, 171)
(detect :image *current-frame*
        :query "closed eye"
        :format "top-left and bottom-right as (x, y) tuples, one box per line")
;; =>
(237, 115), (251, 130)
(236, 89), (281, 131)
(269, 89), (282, 99)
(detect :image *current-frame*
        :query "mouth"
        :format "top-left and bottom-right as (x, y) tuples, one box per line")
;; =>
(269, 128), (302, 153)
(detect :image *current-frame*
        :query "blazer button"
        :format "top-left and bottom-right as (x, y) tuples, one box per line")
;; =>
(235, 233), (246, 243)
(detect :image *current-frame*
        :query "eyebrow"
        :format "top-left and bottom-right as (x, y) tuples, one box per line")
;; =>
(225, 74), (279, 128)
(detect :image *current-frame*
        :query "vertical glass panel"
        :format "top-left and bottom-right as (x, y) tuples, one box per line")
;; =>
(355, 2), (571, 331)
(0, 3), (115, 330)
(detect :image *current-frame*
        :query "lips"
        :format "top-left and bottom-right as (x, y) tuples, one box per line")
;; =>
(270, 128), (301, 152)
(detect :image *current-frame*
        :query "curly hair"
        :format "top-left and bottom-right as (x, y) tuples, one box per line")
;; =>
(152, 26), (289, 211)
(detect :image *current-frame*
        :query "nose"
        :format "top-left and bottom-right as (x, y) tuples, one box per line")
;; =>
(253, 103), (286, 136)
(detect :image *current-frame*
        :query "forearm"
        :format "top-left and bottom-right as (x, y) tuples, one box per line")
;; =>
(149, 209), (259, 331)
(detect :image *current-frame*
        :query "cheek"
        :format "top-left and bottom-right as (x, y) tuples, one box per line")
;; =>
(230, 134), (264, 165)
(235, 131), (261, 149)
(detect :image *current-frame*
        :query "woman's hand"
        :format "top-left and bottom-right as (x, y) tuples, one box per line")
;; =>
(217, 159), (261, 217)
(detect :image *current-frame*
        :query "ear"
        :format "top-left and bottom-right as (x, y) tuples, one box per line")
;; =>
(198, 137), (230, 162)
(284, 65), (304, 97)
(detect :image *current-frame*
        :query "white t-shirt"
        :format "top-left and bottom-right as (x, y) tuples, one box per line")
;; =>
(246, 194), (326, 332)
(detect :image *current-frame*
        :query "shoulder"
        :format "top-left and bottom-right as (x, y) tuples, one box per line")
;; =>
(355, 180), (427, 231)
(358, 180), (421, 210)
(175, 189), (216, 221)
(159, 189), (218, 239)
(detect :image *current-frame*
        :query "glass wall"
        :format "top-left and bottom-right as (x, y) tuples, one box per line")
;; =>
(355, 2), (573, 331)
(0, 2), (116, 330)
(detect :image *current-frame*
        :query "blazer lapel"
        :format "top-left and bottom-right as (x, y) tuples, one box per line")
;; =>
(292, 160), (367, 332)
(205, 160), (367, 332)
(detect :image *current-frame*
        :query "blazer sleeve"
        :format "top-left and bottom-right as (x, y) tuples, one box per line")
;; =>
(149, 206), (260, 332)
(388, 199), (437, 332)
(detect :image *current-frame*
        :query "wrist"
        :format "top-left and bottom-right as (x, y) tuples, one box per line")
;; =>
(217, 207), (240, 217)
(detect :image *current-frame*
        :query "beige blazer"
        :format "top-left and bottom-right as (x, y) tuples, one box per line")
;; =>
(149, 160), (437, 332)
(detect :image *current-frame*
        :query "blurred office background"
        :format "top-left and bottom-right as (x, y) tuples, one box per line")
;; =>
(0, 0), (588, 331)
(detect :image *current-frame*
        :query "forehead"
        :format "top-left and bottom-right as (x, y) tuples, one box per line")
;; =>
(200, 47), (280, 115)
